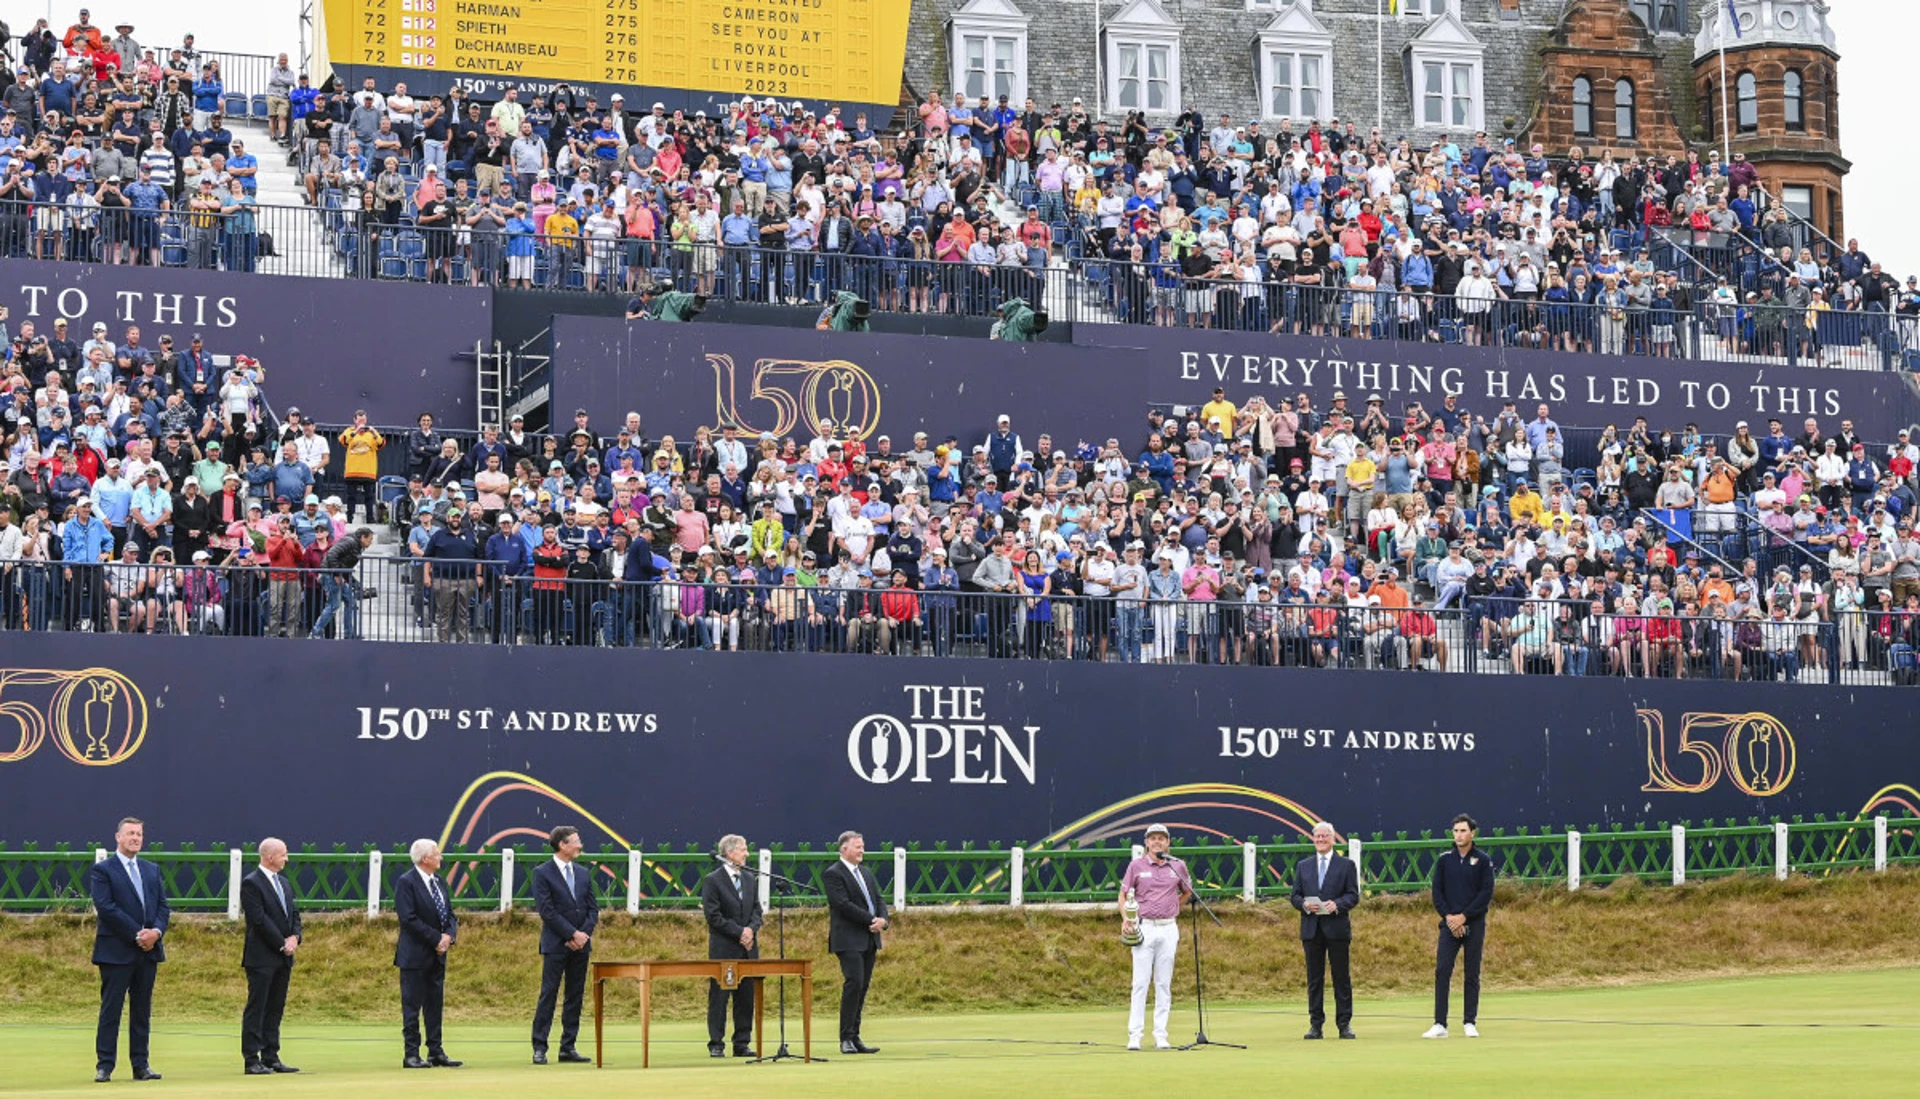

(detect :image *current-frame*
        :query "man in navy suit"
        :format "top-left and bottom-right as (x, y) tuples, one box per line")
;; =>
(238, 837), (303, 1074)
(393, 838), (462, 1069)
(698, 833), (763, 1057)
(1288, 821), (1361, 1040)
(88, 816), (170, 1083)
(529, 825), (598, 1064)
(822, 829), (888, 1055)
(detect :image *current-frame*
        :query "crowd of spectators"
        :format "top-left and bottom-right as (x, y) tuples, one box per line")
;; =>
(11, 328), (1917, 682)
(267, 78), (1920, 353)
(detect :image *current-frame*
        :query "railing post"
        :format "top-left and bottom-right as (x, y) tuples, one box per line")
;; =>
(1009, 847), (1024, 907)
(627, 849), (643, 915)
(892, 847), (907, 909)
(1347, 837), (1363, 889)
(1567, 831), (1581, 891)
(366, 850), (383, 917)
(757, 848), (773, 913)
(227, 849), (243, 920)
(499, 847), (515, 912)
(95, 847), (108, 864)
(1874, 816), (1888, 872)
(1671, 825), (1686, 886)
(1132, 844), (1145, 863)
(1774, 822), (1790, 881)
(1242, 842), (1257, 903)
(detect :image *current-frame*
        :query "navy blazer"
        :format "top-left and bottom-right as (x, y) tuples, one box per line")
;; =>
(89, 855), (170, 966)
(1288, 853), (1361, 941)
(392, 869), (458, 970)
(822, 860), (887, 955)
(530, 858), (600, 956)
(239, 868), (303, 971)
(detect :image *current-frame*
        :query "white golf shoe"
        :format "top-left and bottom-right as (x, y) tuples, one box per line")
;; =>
(1422, 1024), (1449, 1039)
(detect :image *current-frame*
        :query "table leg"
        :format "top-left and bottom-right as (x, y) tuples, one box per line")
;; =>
(801, 973), (812, 1063)
(640, 977), (651, 1069)
(594, 978), (604, 1067)
(755, 978), (765, 1059)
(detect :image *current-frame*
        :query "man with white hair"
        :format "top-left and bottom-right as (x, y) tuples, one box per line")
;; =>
(1289, 822), (1359, 1040)
(393, 839), (461, 1069)
(239, 837), (302, 1074)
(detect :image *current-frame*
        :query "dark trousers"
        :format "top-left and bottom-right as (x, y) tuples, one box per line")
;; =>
(95, 959), (159, 1072)
(531, 948), (590, 1053)
(1302, 932), (1352, 1030)
(343, 479), (378, 524)
(242, 961), (292, 1063)
(835, 946), (876, 1041)
(399, 958), (447, 1056)
(707, 973), (758, 1050)
(1434, 922), (1484, 1026)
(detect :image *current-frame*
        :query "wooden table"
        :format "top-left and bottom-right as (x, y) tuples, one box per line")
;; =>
(590, 958), (813, 1067)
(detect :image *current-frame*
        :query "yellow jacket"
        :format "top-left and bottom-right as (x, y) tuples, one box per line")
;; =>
(339, 426), (386, 481)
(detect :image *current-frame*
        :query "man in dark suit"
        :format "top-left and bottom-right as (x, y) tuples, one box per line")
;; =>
(239, 837), (303, 1074)
(88, 816), (170, 1083)
(699, 833), (764, 1057)
(393, 839), (462, 1069)
(1288, 821), (1361, 1040)
(822, 829), (888, 1055)
(529, 825), (598, 1065)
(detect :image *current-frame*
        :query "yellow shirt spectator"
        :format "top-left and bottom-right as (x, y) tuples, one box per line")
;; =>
(1508, 486), (1546, 526)
(1345, 455), (1377, 492)
(1201, 396), (1237, 439)
(339, 425), (386, 481)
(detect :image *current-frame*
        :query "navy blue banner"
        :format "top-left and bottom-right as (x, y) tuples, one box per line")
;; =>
(0, 258), (494, 429)
(552, 316), (1920, 458)
(2, 635), (1913, 850)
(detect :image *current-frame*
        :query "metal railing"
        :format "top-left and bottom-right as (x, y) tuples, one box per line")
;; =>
(10, 180), (1915, 369)
(6, 559), (1918, 687)
(4, 816), (1912, 913)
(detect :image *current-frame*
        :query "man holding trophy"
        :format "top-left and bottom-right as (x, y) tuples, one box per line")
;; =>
(1118, 823), (1192, 1051)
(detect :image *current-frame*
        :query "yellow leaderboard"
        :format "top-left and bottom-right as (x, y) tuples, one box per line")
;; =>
(323, 0), (911, 106)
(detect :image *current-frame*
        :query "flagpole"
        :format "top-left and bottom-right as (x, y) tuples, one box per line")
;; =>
(1718, 1), (1732, 165)
(1376, 0), (1384, 136)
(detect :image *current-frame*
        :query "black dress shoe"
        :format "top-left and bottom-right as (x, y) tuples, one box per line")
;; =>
(428, 1054), (463, 1068)
(132, 1068), (162, 1080)
(95, 1069), (112, 1083)
(1303, 1027), (1324, 1040)
(852, 1040), (880, 1054)
(731, 1047), (753, 1058)
(403, 1055), (432, 1069)
(267, 1062), (300, 1073)
(532, 1051), (549, 1065)
(556, 1049), (590, 1063)
(708, 1047), (726, 1058)
(840, 1040), (859, 1055)
(1339, 1027), (1357, 1040)
(246, 1062), (274, 1075)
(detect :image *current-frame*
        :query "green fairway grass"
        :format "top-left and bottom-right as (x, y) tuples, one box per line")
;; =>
(6, 968), (1914, 1097)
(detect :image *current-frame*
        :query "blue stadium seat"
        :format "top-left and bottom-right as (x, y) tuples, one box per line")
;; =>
(397, 233), (426, 259)
(448, 258), (468, 282)
(162, 243), (187, 266)
(223, 93), (247, 118)
(408, 258), (429, 281)
(251, 94), (269, 120)
(379, 256), (409, 279)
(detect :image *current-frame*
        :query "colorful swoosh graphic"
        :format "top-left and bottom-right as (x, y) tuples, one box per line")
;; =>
(1856, 784), (1920, 820)
(436, 770), (688, 900)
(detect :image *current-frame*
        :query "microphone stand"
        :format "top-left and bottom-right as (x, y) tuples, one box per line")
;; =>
(738, 864), (826, 1064)
(1176, 874), (1244, 1051)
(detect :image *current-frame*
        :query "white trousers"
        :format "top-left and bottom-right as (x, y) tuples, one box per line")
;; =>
(1128, 919), (1179, 1041)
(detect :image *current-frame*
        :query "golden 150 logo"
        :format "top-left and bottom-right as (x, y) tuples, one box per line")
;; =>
(1641, 709), (1795, 796)
(706, 354), (881, 441)
(0, 669), (148, 766)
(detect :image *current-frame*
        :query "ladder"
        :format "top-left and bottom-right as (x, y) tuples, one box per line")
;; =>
(474, 338), (505, 429)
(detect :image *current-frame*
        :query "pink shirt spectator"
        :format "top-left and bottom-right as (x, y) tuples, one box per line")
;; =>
(1181, 564), (1220, 601)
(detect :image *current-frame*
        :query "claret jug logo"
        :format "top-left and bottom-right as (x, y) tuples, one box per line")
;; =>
(848, 685), (1040, 786)
(0, 668), (149, 766)
(706, 353), (881, 441)
(1640, 709), (1795, 796)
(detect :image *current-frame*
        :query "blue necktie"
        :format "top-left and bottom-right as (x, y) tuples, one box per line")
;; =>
(851, 865), (874, 917)
(429, 876), (450, 923)
(562, 862), (574, 897)
(126, 857), (145, 911)
(1318, 856), (1328, 893)
(274, 873), (290, 916)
